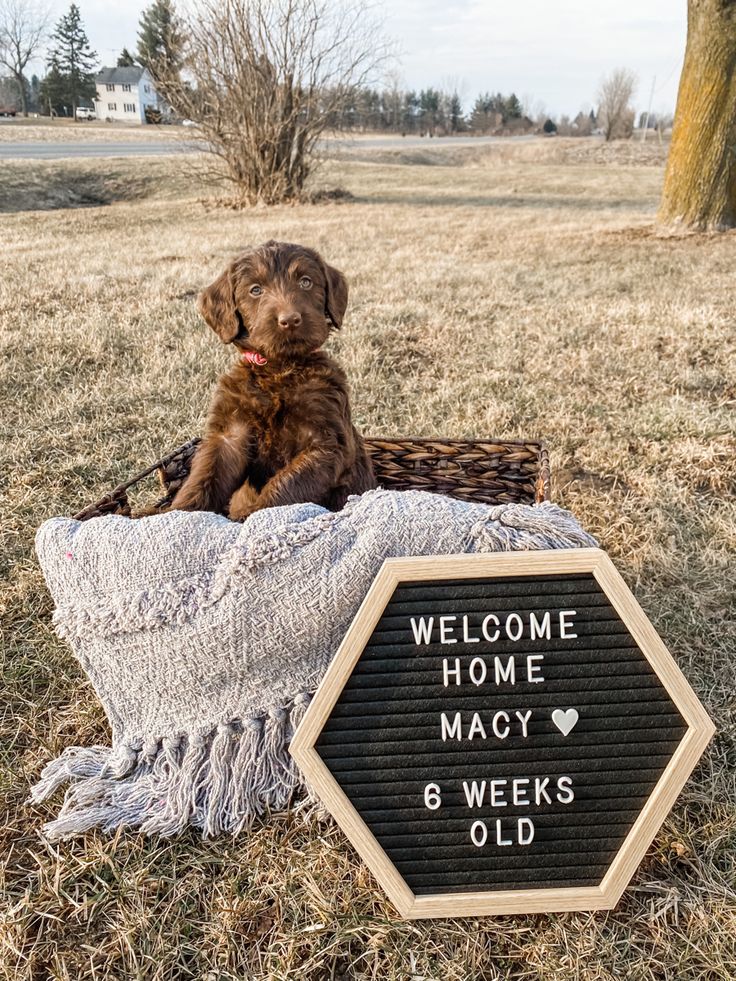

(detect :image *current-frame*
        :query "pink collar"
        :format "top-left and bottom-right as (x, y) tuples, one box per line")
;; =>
(241, 348), (320, 367)
(242, 350), (268, 366)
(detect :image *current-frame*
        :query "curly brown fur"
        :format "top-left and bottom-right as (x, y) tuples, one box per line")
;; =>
(168, 240), (376, 520)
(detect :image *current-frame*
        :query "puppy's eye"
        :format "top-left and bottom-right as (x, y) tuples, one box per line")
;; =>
(299, 276), (312, 290)
(249, 284), (262, 297)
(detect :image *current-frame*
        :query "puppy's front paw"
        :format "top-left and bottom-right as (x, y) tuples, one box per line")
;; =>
(229, 502), (260, 522)
(228, 483), (262, 522)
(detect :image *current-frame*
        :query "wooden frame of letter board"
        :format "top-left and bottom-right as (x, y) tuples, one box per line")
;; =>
(290, 548), (715, 919)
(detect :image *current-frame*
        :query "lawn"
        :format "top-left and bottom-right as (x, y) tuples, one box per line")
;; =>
(1, 139), (734, 980)
(0, 117), (182, 142)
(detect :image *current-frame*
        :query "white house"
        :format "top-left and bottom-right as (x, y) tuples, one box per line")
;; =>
(94, 66), (159, 124)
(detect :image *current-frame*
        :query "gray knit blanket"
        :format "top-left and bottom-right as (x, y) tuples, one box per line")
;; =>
(30, 488), (596, 840)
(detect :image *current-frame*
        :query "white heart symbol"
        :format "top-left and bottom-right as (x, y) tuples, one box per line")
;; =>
(552, 708), (579, 736)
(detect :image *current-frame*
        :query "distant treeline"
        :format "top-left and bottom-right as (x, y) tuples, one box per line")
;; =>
(326, 88), (541, 136)
(1, 66), (621, 139)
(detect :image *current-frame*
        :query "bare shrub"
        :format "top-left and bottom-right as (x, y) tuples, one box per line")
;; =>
(597, 68), (637, 141)
(159, 0), (390, 206)
(0, 0), (48, 116)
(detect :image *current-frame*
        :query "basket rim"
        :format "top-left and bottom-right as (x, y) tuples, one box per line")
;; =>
(109, 435), (549, 488)
(365, 436), (546, 444)
(78, 434), (551, 520)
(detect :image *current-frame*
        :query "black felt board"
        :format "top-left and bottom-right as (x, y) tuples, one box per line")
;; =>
(315, 572), (688, 895)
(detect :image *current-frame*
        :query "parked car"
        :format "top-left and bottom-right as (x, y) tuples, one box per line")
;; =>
(75, 106), (96, 121)
(0, 105), (18, 117)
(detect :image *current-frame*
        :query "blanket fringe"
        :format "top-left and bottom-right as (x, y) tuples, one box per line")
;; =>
(27, 695), (312, 841)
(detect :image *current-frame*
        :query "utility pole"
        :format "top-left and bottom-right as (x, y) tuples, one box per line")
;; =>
(641, 75), (656, 142)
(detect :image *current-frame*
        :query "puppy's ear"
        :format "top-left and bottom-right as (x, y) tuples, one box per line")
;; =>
(197, 264), (242, 343)
(322, 261), (349, 329)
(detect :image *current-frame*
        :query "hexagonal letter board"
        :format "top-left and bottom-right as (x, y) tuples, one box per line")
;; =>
(290, 548), (714, 918)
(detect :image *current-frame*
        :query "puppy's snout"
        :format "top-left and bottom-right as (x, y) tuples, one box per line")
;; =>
(278, 310), (302, 331)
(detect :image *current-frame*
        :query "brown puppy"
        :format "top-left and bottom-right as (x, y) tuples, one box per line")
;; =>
(170, 240), (376, 520)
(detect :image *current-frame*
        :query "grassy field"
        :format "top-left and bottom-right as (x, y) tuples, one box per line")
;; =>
(0, 117), (182, 142)
(1, 140), (734, 981)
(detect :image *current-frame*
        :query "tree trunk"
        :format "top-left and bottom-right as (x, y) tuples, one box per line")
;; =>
(15, 71), (28, 116)
(659, 0), (736, 230)
(12, 39), (28, 116)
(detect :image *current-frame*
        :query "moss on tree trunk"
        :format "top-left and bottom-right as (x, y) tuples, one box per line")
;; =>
(659, 0), (736, 230)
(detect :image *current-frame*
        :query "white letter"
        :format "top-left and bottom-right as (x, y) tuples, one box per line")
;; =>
(505, 613), (523, 641)
(515, 709), (532, 738)
(462, 780), (487, 808)
(410, 616), (433, 645)
(470, 820), (488, 847)
(535, 777), (552, 805)
(526, 654), (545, 684)
(529, 611), (551, 640)
(556, 776), (575, 804)
(443, 658), (461, 687)
(512, 778), (530, 806)
(467, 713), (487, 740)
(495, 819), (513, 846)
(482, 614), (500, 642)
(424, 783), (441, 810)
(468, 657), (487, 686)
(518, 817), (535, 845)
(439, 615), (457, 644)
(559, 610), (578, 639)
(490, 779), (508, 807)
(462, 615), (480, 643)
(494, 656), (516, 685)
(441, 712), (462, 741)
(492, 711), (510, 739)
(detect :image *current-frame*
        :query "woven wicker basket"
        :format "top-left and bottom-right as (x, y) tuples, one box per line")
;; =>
(74, 436), (551, 521)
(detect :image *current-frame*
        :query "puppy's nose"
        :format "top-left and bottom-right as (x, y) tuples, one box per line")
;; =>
(278, 311), (302, 330)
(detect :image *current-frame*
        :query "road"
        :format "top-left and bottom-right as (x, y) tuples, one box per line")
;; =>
(0, 141), (190, 159)
(0, 133), (540, 160)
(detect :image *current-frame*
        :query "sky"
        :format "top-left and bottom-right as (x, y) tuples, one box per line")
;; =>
(34, 0), (687, 118)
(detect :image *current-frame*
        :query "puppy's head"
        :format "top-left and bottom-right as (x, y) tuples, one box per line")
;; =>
(197, 240), (348, 359)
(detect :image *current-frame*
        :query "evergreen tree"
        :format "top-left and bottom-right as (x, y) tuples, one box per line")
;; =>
(137, 0), (183, 80)
(47, 4), (97, 115)
(360, 87), (381, 129)
(117, 46), (136, 67)
(401, 90), (418, 133)
(490, 92), (505, 117)
(418, 87), (440, 135)
(505, 92), (522, 119)
(383, 83), (402, 132)
(447, 92), (463, 133)
(39, 57), (68, 115)
(469, 92), (493, 133)
(29, 73), (40, 113)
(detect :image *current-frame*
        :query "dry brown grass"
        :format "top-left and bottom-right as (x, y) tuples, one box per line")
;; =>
(0, 156), (195, 212)
(1, 141), (735, 981)
(0, 118), (182, 143)
(332, 136), (670, 169)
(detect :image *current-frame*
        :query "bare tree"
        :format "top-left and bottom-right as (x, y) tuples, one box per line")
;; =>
(597, 68), (637, 141)
(0, 0), (48, 116)
(524, 95), (548, 130)
(659, 0), (736, 230)
(158, 0), (391, 206)
(382, 68), (404, 134)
